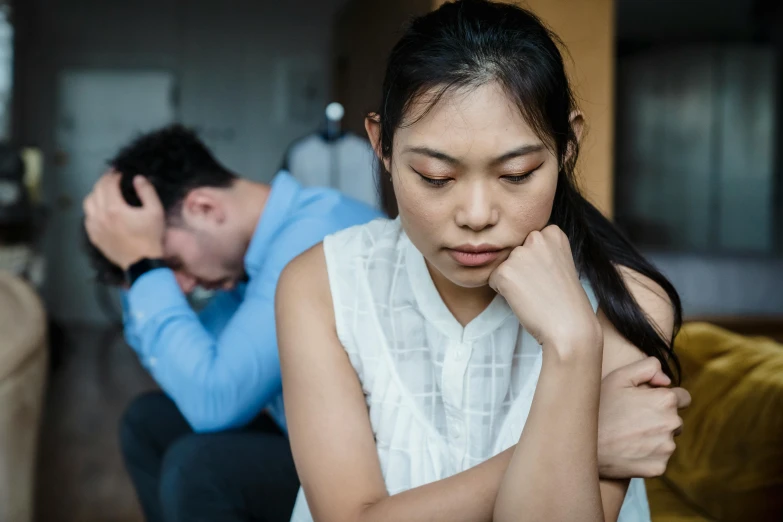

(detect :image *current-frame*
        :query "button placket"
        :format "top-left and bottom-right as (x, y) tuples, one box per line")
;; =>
(441, 341), (470, 408)
(442, 341), (472, 464)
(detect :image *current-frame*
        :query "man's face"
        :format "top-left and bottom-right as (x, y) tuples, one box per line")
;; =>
(162, 223), (248, 294)
(159, 187), (251, 294)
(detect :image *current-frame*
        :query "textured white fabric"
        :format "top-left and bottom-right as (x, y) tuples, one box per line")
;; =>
(290, 217), (651, 522)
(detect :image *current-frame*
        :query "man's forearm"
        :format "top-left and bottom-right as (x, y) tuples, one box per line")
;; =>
(127, 269), (281, 432)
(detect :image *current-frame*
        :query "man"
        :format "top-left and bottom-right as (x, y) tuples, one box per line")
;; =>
(83, 124), (381, 522)
(84, 125), (690, 522)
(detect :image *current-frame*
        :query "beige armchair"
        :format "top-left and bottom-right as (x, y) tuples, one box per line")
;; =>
(0, 271), (48, 522)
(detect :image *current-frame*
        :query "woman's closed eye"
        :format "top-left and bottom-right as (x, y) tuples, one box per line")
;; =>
(412, 169), (539, 187)
(501, 162), (543, 184)
(412, 168), (452, 187)
(501, 171), (536, 184)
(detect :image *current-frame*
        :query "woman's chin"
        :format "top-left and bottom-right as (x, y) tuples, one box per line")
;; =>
(445, 265), (494, 289)
(425, 255), (496, 290)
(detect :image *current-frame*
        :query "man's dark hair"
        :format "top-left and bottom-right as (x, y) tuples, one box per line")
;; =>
(85, 124), (237, 285)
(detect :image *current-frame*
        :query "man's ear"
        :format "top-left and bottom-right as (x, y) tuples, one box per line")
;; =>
(181, 188), (225, 225)
(365, 113), (391, 174)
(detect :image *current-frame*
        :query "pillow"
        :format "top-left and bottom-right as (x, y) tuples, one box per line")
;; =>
(664, 322), (783, 521)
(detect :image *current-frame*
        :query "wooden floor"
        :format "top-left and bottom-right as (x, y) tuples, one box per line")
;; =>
(35, 323), (156, 522)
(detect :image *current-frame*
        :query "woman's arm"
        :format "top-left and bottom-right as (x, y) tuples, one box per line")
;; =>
(491, 228), (677, 522)
(594, 266), (678, 521)
(493, 317), (606, 522)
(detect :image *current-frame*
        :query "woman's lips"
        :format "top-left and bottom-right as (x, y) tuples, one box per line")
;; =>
(446, 245), (504, 267)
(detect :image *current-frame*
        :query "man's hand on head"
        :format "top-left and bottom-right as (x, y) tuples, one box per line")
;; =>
(83, 172), (166, 271)
(596, 357), (691, 480)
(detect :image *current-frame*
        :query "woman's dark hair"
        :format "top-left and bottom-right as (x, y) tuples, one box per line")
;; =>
(375, 0), (682, 381)
(85, 124), (236, 285)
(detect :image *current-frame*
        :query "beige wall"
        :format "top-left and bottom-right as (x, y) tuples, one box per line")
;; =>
(433, 0), (615, 215)
(520, 0), (615, 216)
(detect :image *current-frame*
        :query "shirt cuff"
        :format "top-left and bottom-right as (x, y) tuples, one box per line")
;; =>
(126, 268), (190, 329)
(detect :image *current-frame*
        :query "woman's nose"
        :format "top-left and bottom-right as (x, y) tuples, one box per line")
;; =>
(454, 182), (499, 231)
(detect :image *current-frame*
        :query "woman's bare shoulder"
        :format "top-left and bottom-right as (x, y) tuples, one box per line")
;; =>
(598, 266), (676, 375)
(616, 266), (674, 336)
(277, 242), (334, 325)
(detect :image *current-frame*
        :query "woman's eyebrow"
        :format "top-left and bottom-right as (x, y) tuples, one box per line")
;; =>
(402, 143), (545, 166)
(490, 144), (546, 166)
(403, 146), (459, 165)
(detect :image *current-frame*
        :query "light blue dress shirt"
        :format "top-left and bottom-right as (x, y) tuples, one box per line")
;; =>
(121, 172), (381, 433)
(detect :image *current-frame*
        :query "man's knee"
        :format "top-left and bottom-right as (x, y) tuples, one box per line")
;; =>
(118, 392), (174, 461)
(158, 435), (223, 519)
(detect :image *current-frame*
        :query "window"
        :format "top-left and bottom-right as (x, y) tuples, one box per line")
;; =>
(614, 0), (782, 256)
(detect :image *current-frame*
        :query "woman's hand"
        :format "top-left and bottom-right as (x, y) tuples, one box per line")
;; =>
(488, 225), (601, 356)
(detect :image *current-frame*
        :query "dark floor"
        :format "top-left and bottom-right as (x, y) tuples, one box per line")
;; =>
(35, 323), (156, 522)
(32, 318), (783, 522)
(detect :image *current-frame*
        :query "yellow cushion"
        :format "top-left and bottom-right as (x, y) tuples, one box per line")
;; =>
(659, 322), (783, 521)
(647, 477), (711, 522)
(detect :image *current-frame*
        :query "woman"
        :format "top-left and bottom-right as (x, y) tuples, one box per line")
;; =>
(276, 1), (682, 521)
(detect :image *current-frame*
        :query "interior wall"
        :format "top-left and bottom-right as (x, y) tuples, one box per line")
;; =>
(774, 7), (783, 252)
(649, 253), (783, 317)
(333, 0), (432, 135)
(518, 0), (615, 215)
(13, 0), (345, 323)
(613, 0), (783, 318)
(332, 0), (432, 216)
(617, 0), (755, 42)
(616, 45), (778, 253)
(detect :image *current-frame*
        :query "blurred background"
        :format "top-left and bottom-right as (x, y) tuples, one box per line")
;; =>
(0, 0), (779, 521)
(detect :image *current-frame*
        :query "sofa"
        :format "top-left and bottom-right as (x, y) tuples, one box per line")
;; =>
(648, 322), (783, 522)
(0, 271), (48, 522)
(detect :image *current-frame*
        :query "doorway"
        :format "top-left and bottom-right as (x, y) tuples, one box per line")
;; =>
(49, 70), (176, 323)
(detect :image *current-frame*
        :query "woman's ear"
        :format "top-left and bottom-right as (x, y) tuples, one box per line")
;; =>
(365, 113), (392, 173)
(570, 110), (585, 145)
(566, 110), (585, 164)
(365, 113), (382, 157)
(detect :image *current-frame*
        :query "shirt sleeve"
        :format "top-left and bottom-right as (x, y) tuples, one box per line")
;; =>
(122, 218), (339, 433)
(121, 283), (241, 358)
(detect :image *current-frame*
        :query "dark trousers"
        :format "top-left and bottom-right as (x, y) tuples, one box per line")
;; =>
(119, 392), (299, 522)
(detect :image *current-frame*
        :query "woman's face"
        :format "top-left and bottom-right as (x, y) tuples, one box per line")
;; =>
(382, 82), (560, 289)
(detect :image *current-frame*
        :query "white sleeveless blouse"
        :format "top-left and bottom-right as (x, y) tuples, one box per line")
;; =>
(289, 218), (651, 522)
